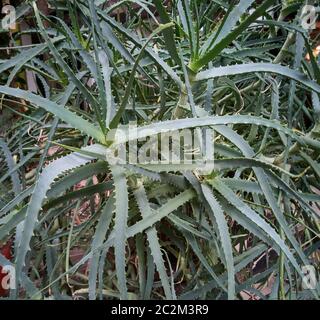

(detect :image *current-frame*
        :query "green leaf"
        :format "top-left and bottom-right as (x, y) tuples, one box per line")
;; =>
(0, 138), (21, 196)
(109, 22), (175, 129)
(110, 165), (129, 300)
(32, 2), (105, 132)
(88, 196), (115, 300)
(211, 178), (304, 278)
(191, 0), (274, 71)
(196, 63), (320, 94)
(113, 114), (301, 146)
(153, 0), (180, 65)
(15, 144), (105, 290)
(134, 183), (174, 299)
(0, 86), (105, 143)
(201, 0), (256, 55)
(201, 183), (235, 300)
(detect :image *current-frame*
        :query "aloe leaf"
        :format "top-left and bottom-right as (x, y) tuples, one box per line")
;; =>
(94, 5), (183, 88)
(0, 86), (105, 143)
(0, 37), (63, 75)
(109, 22), (175, 129)
(201, 0), (255, 55)
(88, 196), (115, 300)
(196, 63), (320, 94)
(44, 189), (196, 289)
(14, 144), (105, 289)
(0, 138), (21, 196)
(192, 0), (274, 71)
(177, 0), (196, 59)
(134, 183), (174, 299)
(110, 165), (129, 300)
(153, 0), (180, 66)
(201, 183), (235, 300)
(183, 231), (227, 292)
(214, 125), (311, 268)
(211, 178), (304, 278)
(32, 2), (105, 132)
(114, 114), (301, 145)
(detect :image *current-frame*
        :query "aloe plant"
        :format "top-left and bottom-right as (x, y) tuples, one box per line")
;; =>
(0, 0), (319, 300)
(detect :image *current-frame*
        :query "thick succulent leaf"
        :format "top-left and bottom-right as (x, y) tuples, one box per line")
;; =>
(214, 125), (311, 268)
(196, 63), (320, 94)
(113, 115), (300, 145)
(15, 144), (105, 288)
(192, 0), (274, 71)
(134, 183), (174, 299)
(110, 165), (129, 300)
(0, 139), (21, 196)
(0, 86), (105, 143)
(201, 0), (255, 54)
(48, 189), (196, 285)
(211, 178), (306, 280)
(201, 183), (235, 300)
(88, 196), (115, 300)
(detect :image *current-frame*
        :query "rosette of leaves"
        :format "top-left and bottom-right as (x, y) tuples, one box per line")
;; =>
(0, 0), (319, 300)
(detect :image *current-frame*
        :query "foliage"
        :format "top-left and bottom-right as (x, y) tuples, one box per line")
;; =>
(0, 0), (319, 300)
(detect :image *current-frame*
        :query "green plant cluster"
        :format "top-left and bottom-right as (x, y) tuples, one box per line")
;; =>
(0, 0), (319, 300)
